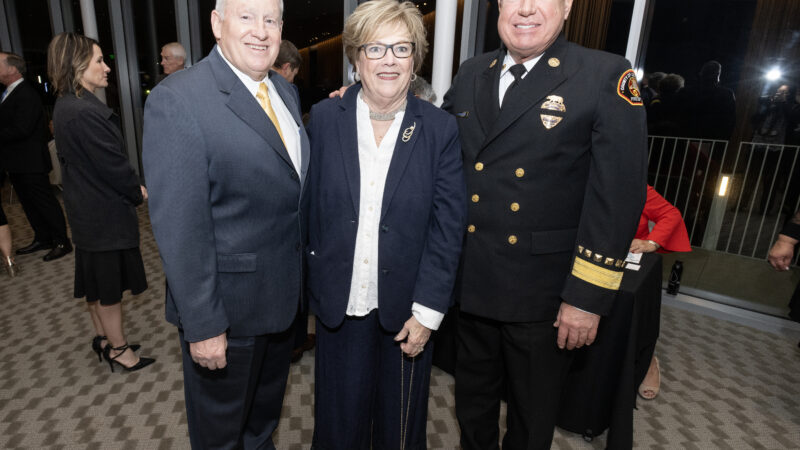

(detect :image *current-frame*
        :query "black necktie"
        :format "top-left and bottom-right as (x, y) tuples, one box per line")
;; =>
(502, 64), (527, 108)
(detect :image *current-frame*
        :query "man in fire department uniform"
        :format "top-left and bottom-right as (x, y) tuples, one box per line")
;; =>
(441, 0), (647, 447)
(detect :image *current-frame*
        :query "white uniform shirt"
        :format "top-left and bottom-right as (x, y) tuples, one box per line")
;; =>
(498, 53), (542, 107)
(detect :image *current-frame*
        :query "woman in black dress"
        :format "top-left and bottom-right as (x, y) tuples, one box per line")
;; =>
(47, 33), (154, 372)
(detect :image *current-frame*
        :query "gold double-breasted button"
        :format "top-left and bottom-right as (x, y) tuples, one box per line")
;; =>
(471, 194), (480, 203)
(508, 235), (518, 245)
(515, 168), (525, 178)
(475, 162), (484, 171)
(467, 225), (476, 233)
(510, 202), (520, 212)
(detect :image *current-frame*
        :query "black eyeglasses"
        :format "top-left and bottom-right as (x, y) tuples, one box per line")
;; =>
(360, 42), (415, 60)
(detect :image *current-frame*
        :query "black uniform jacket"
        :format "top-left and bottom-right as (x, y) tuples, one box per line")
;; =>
(53, 91), (143, 251)
(0, 79), (52, 174)
(442, 36), (647, 322)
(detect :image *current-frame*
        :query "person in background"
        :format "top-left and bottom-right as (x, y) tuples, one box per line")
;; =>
(0, 51), (72, 262)
(680, 60), (736, 140)
(48, 32), (155, 372)
(0, 172), (17, 277)
(159, 42), (186, 77)
(307, 1), (466, 448)
(410, 76), (437, 103)
(768, 208), (800, 339)
(630, 184), (691, 399)
(273, 40), (301, 85)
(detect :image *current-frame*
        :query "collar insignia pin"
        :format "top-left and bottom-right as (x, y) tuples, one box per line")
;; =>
(548, 57), (560, 68)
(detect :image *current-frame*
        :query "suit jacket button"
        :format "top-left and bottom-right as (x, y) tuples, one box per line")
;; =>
(508, 235), (518, 245)
(467, 224), (476, 233)
(381, 224), (389, 232)
(471, 194), (480, 203)
(510, 202), (520, 212)
(474, 162), (484, 171)
(515, 168), (525, 178)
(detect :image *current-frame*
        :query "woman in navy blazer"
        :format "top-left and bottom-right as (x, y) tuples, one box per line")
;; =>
(307, 1), (466, 448)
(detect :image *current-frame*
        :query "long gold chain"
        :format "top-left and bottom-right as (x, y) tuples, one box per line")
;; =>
(399, 350), (416, 450)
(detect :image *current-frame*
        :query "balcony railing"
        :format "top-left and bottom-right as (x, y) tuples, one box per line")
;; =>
(647, 136), (800, 266)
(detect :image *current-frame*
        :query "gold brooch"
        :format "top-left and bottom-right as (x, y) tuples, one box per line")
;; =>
(402, 122), (416, 143)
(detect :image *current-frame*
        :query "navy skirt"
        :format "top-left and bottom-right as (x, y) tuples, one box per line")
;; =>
(74, 247), (147, 305)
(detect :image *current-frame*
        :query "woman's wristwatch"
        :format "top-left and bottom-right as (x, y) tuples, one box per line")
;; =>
(646, 240), (660, 250)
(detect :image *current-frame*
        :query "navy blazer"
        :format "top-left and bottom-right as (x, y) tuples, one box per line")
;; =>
(143, 47), (310, 342)
(307, 85), (467, 332)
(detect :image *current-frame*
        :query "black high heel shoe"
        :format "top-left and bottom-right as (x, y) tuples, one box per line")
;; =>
(103, 343), (155, 373)
(91, 336), (140, 362)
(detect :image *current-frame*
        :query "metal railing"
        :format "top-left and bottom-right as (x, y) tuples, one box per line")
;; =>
(647, 135), (800, 266)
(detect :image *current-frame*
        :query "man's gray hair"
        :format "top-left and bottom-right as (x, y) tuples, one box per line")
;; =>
(215, 0), (284, 20)
(162, 42), (186, 61)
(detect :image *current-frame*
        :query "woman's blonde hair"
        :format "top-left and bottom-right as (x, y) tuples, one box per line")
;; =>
(47, 32), (99, 97)
(343, 0), (428, 75)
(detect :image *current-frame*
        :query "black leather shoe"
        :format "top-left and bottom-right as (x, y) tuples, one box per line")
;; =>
(16, 241), (53, 255)
(43, 243), (73, 261)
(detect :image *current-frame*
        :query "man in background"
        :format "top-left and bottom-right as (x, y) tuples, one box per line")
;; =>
(159, 42), (186, 79)
(0, 52), (71, 261)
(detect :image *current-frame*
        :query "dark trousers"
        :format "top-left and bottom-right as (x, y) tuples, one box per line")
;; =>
(313, 311), (433, 450)
(9, 172), (68, 244)
(179, 329), (293, 450)
(455, 311), (573, 450)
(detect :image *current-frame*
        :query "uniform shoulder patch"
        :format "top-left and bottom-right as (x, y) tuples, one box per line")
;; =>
(616, 69), (643, 106)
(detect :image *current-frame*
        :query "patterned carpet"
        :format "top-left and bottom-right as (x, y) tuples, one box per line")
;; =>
(1, 193), (799, 449)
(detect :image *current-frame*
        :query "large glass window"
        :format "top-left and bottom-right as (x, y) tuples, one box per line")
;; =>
(132, 0), (177, 99)
(8, 0), (54, 108)
(641, 0), (800, 316)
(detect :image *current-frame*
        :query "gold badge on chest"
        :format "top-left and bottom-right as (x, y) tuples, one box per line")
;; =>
(540, 95), (566, 129)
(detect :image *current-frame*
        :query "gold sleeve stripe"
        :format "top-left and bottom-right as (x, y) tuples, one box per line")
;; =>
(571, 257), (623, 291)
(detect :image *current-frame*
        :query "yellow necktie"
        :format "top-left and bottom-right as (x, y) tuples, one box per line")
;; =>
(256, 82), (286, 147)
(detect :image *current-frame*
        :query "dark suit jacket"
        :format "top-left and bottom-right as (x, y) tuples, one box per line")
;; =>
(306, 86), (467, 332)
(0, 79), (52, 174)
(53, 91), (143, 251)
(143, 47), (310, 342)
(442, 36), (647, 321)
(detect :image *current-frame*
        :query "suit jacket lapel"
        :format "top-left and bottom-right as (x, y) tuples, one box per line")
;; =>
(381, 92), (422, 220)
(270, 72), (310, 187)
(337, 86), (362, 217)
(482, 36), (570, 151)
(208, 48), (294, 168)
(474, 49), (503, 137)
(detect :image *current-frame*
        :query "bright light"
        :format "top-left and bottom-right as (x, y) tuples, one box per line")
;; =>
(718, 176), (730, 197)
(766, 67), (782, 81)
(37, 75), (42, 84)
(635, 68), (644, 81)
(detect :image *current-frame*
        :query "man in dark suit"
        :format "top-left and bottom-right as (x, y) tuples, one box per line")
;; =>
(143, 0), (309, 447)
(0, 52), (72, 261)
(441, 0), (647, 448)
